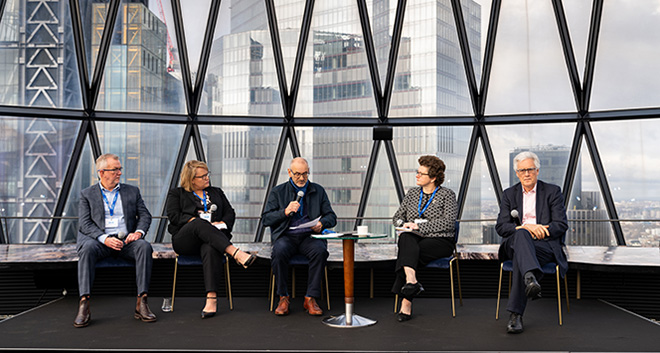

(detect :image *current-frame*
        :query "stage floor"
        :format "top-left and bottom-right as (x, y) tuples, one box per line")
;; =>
(1, 295), (658, 352)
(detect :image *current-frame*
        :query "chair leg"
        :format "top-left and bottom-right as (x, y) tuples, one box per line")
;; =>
(269, 269), (275, 311)
(564, 274), (570, 313)
(224, 254), (233, 310)
(454, 258), (463, 306)
(577, 270), (581, 300)
(292, 267), (296, 299)
(555, 265), (562, 326)
(324, 266), (331, 310)
(394, 294), (399, 313)
(449, 259), (456, 318)
(171, 256), (179, 312)
(370, 268), (374, 299)
(496, 262), (504, 320)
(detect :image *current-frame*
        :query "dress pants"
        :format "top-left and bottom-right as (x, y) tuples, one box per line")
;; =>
(77, 238), (153, 296)
(172, 219), (232, 293)
(499, 229), (556, 314)
(392, 232), (454, 294)
(271, 233), (328, 298)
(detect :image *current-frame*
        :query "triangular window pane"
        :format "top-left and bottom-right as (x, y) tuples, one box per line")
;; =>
(295, 0), (378, 118)
(565, 140), (615, 246)
(55, 136), (96, 243)
(198, 0), (283, 116)
(362, 144), (398, 243)
(461, 139), (498, 244)
(592, 120), (658, 247)
(562, 0), (591, 82)
(460, 0), (491, 84)
(199, 126), (284, 242)
(274, 0), (305, 92)
(83, 0), (110, 81)
(368, 0), (398, 88)
(487, 123), (575, 190)
(0, 117), (80, 243)
(180, 0), (212, 83)
(591, 1), (660, 111)
(0, 0), (82, 109)
(389, 0), (473, 117)
(96, 0), (186, 114)
(96, 121), (185, 242)
(486, 0), (575, 115)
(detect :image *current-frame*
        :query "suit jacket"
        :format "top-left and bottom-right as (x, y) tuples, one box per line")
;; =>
(77, 183), (152, 244)
(495, 180), (568, 276)
(262, 181), (337, 242)
(166, 186), (236, 236)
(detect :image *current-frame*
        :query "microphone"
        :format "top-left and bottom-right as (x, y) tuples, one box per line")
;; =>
(510, 210), (522, 226)
(209, 204), (217, 213)
(395, 219), (404, 227)
(295, 191), (304, 203)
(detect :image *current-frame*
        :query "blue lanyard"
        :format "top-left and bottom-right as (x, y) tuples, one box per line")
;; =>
(418, 187), (439, 217)
(102, 190), (119, 216)
(193, 190), (207, 212)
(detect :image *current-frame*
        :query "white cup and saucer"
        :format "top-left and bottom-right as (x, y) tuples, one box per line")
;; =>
(356, 225), (369, 237)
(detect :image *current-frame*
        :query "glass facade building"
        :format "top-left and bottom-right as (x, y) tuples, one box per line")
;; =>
(0, 0), (658, 256)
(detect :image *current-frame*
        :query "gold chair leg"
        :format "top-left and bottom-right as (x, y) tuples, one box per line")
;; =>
(370, 268), (374, 299)
(325, 266), (330, 310)
(556, 265), (562, 326)
(450, 259), (456, 318)
(577, 270), (581, 300)
(455, 258), (463, 306)
(171, 256), (179, 312)
(292, 268), (296, 299)
(496, 262), (503, 320)
(269, 270), (275, 311)
(224, 254), (233, 310)
(394, 294), (399, 313)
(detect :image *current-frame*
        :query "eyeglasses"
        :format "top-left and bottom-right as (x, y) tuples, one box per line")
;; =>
(291, 171), (309, 178)
(516, 168), (538, 174)
(416, 171), (429, 176)
(100, 167), (122, 173)
(193, 173), (211, 179)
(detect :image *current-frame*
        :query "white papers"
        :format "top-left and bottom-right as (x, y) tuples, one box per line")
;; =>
(395, 226), (422, 236)
(289, 216), (321, 230)
(214, 223), (228, 230)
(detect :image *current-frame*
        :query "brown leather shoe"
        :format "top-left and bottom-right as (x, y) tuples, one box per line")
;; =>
(274, 296), (290, 316)
(73, 296), (91, 328)
(134, 294), (157, 322)
(303, 296), (323, 316)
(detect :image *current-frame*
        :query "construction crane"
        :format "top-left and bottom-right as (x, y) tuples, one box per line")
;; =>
(156, 0), (175, 72)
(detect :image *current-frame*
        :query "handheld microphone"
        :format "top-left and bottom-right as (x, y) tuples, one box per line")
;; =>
(295, 191), (304, 203)
(510, 210), (522, 226)
(209, 204), (217, 213)
(116, 231), (126, 243)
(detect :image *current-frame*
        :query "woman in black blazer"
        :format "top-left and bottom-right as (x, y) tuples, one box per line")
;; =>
(166, 160), (256, 318)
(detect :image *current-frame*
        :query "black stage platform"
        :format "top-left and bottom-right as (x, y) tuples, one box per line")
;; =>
(1, 296), (658, 352)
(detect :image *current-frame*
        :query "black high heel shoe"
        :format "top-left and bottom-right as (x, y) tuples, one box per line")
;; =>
(401, 282), (424, 299)
(233, 248), (257, 269)
(201, 297), (217, 319)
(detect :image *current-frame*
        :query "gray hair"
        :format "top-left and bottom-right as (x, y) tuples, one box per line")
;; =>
(513, 151), (540, 170)
(96, 153), (120, 171)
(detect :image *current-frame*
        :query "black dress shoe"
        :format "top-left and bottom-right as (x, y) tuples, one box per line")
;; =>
(401, 282), (424, 299)
(201, 297), (217, 319)
(507, 312), (524, 334)
(396, 312), (412, 322)
(524, 272), (542, 300)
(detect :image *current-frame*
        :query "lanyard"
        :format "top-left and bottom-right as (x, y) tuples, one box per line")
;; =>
(418, 186), (439, 217)
(102, 190), (119, 216)
(193, 190), (207, 212)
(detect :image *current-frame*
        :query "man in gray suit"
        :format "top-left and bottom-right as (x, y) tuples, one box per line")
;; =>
(74, 153), (156, 327)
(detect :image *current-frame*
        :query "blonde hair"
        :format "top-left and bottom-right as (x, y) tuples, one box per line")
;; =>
(180, 160), (209, 192)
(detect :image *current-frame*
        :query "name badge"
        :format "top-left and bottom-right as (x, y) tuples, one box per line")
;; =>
(106, 217), (119, 228)
(414, 219), (428, 224)
(200, 212), (212, 223)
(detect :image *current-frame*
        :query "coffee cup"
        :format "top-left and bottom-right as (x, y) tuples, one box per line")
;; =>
(357, 225), (368, 236)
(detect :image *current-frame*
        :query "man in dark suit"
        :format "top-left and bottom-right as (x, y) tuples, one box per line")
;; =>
(496, 151), (568, 334)
(262, 157), (337, 316)
(74, 153), (156, 327)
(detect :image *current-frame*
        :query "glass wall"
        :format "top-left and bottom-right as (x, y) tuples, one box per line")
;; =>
(0, 0), (657, 252)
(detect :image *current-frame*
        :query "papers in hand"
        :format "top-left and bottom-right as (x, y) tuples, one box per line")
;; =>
(289, 216), (321, 230)
(214, 223), (228, 230)
(395, 226), (422, 236)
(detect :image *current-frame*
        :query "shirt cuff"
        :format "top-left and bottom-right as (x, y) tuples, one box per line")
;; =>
(97, 234), (109, 244)
(136, 230), (145, 238)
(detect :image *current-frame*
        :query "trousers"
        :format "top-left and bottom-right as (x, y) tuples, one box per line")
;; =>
(271, 233), (328, 298)
(392, 232), (454, 294)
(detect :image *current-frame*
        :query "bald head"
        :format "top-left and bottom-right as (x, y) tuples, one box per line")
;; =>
(288, 157), (310, 187)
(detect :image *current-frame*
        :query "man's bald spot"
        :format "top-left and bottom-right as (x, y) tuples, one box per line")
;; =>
(290, 157), (309, 170)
